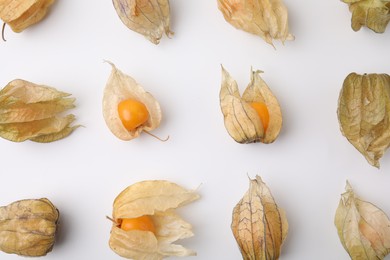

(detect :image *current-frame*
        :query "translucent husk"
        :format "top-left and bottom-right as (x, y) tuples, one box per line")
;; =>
(102, 61), (162, 141)
(0, 198), (59, 257)
(341, 0), (390, 33)
(220, 66), (282, 144)
(0, 0), (55, 33)
(337, 72), (390, 168)
(0, 79), (78, 142)
(109, 180), (199, 259)
(335, 181), (390, 259)
(217, 0), (294, 47)
(231, 175), (288, 260)
(112, 0), (172, 44)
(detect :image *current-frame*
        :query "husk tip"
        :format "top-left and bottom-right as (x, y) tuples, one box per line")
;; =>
(103, 60), (116, 70)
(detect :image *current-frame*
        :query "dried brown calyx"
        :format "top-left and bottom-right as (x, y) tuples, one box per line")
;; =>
(108, 180), (199, 259)
(0, 198), (59, 257)
(341, 0), (390, 33)
(0, 79), (79, 142)
(112, 0), (172, 44)
(220, 66), (282, 144)
(335, 181), (390, 259)
(217, 0), (294, 47)
(0, 0), (55, 40)
(231, 175), (288, 260)
(337, 72), (390, 168)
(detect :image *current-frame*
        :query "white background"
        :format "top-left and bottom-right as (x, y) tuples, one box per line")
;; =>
(1, 0), (390, 259)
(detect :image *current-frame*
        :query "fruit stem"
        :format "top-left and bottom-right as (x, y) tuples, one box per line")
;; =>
(144, 130), (169, 142)
(2, 23), (6, 42)
(106, 216), (119, 225)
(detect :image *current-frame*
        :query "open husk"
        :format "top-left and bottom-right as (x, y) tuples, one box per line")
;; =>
(0, 0), (55, 34)
(0, 198), (59, 257)
(220, 66), (282, 144)
(337, 72), (390, 168)
(0, 79), (78, 142)
(112, 0), (172, 44)
(102, 61), (162, 141)
(231, 175), (288, 260)
(217, 0), (294, 47)
(335, 181), (390, 259)
(341, 0), (390, 33)
(109, 180), (200, 259)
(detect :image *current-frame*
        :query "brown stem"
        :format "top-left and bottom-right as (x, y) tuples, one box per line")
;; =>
(106, 216), (119, 225)
(144, 130), (169, 142)
(2, 23), (6, 42)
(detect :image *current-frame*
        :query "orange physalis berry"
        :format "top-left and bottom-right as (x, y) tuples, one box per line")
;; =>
(117, 99), (149, 131)
(250, 102), (270, 132)
(120, 215), (156, 234)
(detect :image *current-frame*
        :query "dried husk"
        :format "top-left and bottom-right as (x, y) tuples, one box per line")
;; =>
(103, 61), (162, 141)
(334, 181), (390, 259)
(0, 198), (59, 257)
(231, 175), (288, 260)
(337, 72), (390, 168)
(342, 0), (390, 33)
(220, 66), (282, 144)
(0, 0), (55, 33)
(217, 0), (294, 47)
(0, 79), (78, 142)
(112, 0), (172, 44)
(109, 180), (199, 259)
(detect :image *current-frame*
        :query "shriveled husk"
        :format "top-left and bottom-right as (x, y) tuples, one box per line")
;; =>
(217, 0), (294, 47)
(109, 180), (199, 260)
(103, 61), (162, 141)
(112, 0), (172, 44)
(231, 175), (288, 260)
(0, 198), (59, 257)
(335, 181), (390, 259)
(341, 0), (390, 33)
(337, 72), (390, 168)
(220, 66), (282, 144)
(0, 79), (78, 142)
(0, 0), (55, 33)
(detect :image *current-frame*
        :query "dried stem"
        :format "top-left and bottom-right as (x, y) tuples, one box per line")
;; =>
(106, 216), (119, 225)
(2, 23), (6, 42)
(144, 130), (169, 142)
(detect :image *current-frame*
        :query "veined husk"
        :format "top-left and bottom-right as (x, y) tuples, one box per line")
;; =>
(217, 0), (294, 47)
(341, 0), (390, 33)
(0, 79), (78, 142)
(109, 180), (200, 259)
(103, 61), (162, 141)
(231, 175), (288, 260)
(337, 72), (390, 168)
(0, 198), (59, 257)
(220, 66), (282, 144)
(0, 0), (55, 33)
(335, 181), (390, 259)
(112, 0), (172, 44)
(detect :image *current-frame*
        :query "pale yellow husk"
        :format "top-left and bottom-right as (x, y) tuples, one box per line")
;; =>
(337, 72), (390, 168)
(335, 181), (390, 259)
(341, 0), (390, 33)
(112, 0), (172, 44)
(0, 198), (59, 257)
(220, 66), (282, 144)
(217, 0), (294, 47)
(109, 180), (199, 260)
(102, 61), (162, 141)
(0, 79), (78, 142)
(0, 0), (55, 33)
(231, 175), (288, 260)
